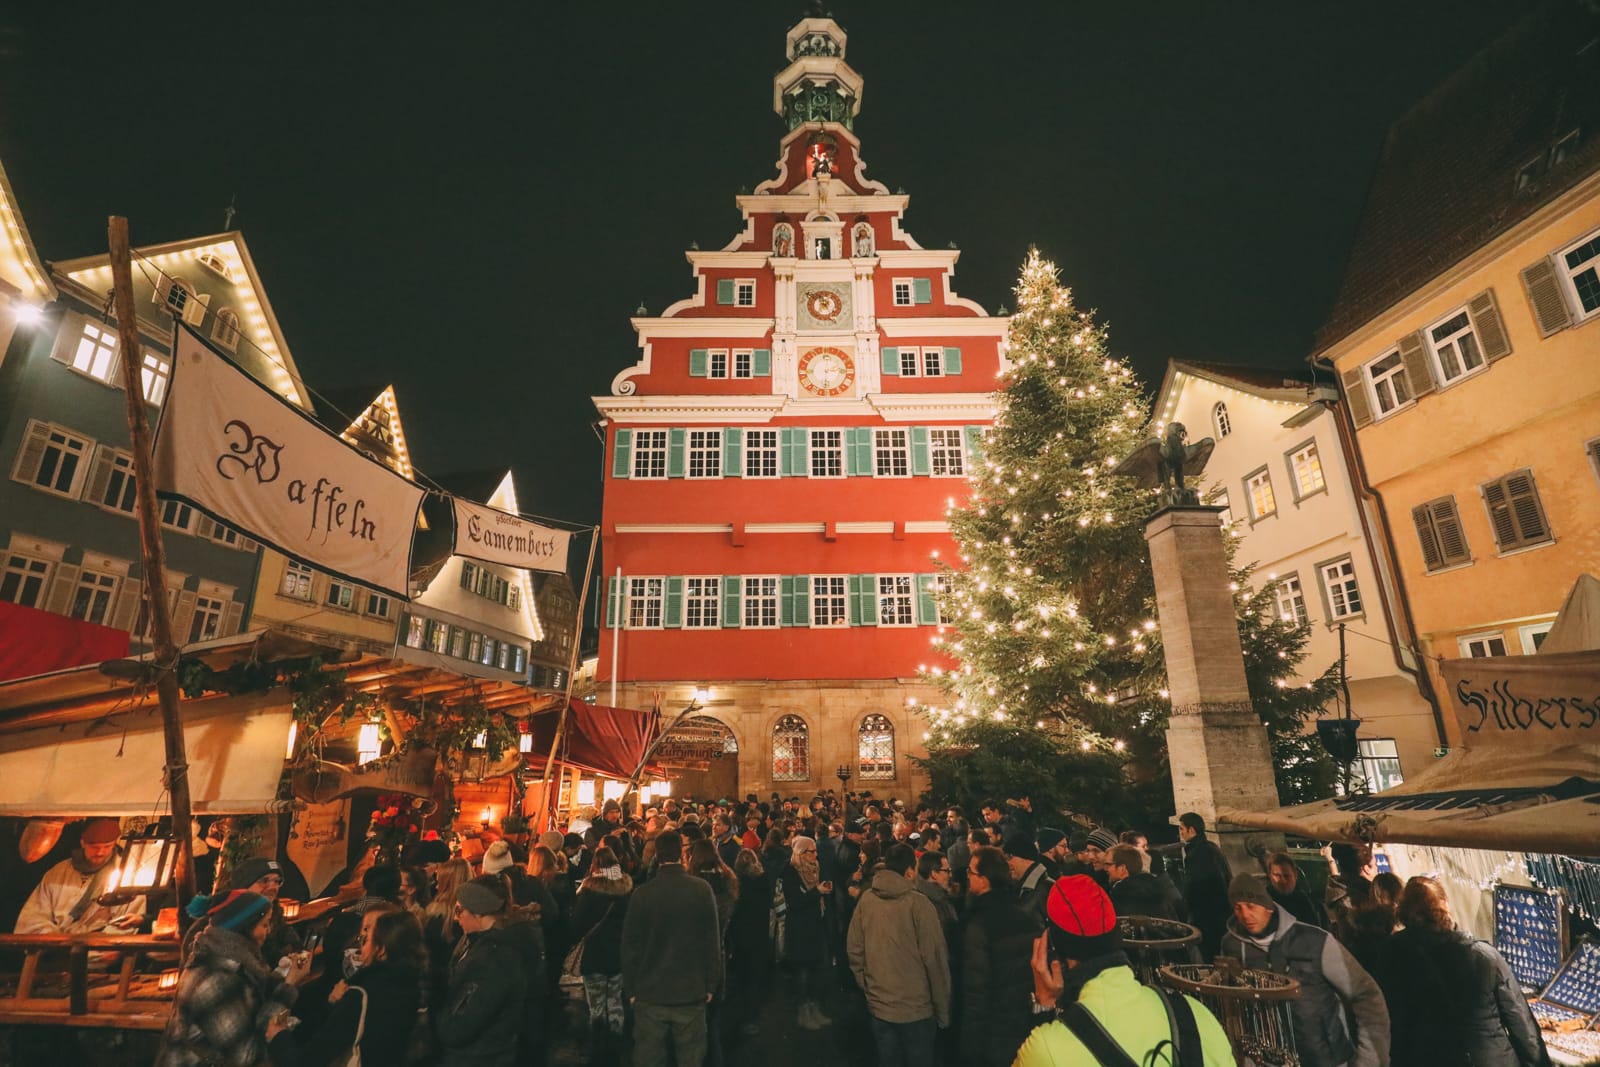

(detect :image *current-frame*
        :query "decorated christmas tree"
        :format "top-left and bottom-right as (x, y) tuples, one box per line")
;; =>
(918, 251), (1337, 824)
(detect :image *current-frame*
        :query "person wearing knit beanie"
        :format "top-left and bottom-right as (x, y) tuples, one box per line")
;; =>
(1044, 875), (1122, 962)
(481, 839), (515, 875)
(1227, 872), (1275, 912)
(200, 889), (273, 933)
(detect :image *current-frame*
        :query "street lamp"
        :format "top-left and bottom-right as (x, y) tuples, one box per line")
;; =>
(836, 764), (853, 791)
(104, 827), (177, 900)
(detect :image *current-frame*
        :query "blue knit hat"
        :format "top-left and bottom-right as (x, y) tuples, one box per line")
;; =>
(187, 890), (271, 932)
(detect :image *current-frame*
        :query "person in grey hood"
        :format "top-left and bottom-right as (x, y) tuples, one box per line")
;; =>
(846, 844), (951, 1067)
(1221, 872), (1390, 1067)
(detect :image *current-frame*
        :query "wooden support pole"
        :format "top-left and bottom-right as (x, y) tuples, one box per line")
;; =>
(531, 529), (600, 832)
(107, 217), (197, 923)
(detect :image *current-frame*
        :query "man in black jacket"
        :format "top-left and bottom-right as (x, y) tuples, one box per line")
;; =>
(621, 830), (722, 1067)
(961, 846), (1038, 1067)
(1177, 812), (1233, 959)
(1106, 845), (1181, 920)
(435, 879), (527, 1067)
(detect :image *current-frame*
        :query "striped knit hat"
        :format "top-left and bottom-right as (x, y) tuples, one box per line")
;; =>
(190, 890), (272, 932)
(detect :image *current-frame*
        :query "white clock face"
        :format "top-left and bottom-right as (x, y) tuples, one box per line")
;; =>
(799, 347), (855, 397)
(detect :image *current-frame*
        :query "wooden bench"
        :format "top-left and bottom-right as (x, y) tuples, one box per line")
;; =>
(0, 934), (177, 1031)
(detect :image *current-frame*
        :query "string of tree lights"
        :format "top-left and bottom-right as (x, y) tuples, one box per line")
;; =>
(914, 251), (1342, 821)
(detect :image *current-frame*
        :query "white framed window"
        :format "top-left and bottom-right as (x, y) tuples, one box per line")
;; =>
(197, 251), (235, 282)
(160, 499), (195, 532)
(899, 348), (920, 377)
(1209, 488), (1234, 528)
(810, 430), (843, 478)
(1426, 308), (1486, 385)
(1558, 227), (1600, 321)
(1245, 467), (1276, 521)
(1319, 557), (1364, 620)
(877, 574), (915, 626)
(687, 430), (722, 479)
(733, 349), (753, 379)
(1212, 402), (1232, 438)
(772, 714), (810, 781)
(188, 595), (225, 643)
(734, 279), (756, 307)
(467, 631), (482, 661)
(281, 560), (314, 600)
(921, 347), (943, 377)
(892, 279), (915, 307)
(708, 349), (729, 379)
(1357, 738), (1404, 792)
(631, 430), (668, 479)
(1364, 350), (1412, 418)
(858, 714), (896, 780)
(1459, 632), (1507, 657)
(326, 580), (357, 611)
(742, 576), (779, 628)
(403, 614), (425, 648)
(97, 449), (138, 515)
(447, 626), (466, 658)
(477, 634), (495, 663)
(140, 351), (171, 405)
(929, 428), (965, 476)
(160, 275), (197, 317)
(1274, 574), (1308, 625)
(71, 570), (119, 626)
(1519, 621), (1554, 654)
(874, 428), (910, 477)
(684, 576), (721, 629)
(1288, 442), (1325, 499)
(13, 421), (92, 498)
(364, 591), (393, 620)
(811, 575), (848, 626)
(212, 307), (241, 350)
(1, 552), (53, 608)
(626, 577), (664, 629)
(744, 429), (779, 478)
(67, 321), (118, 384)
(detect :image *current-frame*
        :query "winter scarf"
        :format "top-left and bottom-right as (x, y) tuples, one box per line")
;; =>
(790, 836), (821, 891)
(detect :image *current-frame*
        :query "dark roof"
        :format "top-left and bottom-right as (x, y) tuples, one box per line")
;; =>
(1174, 359), (1312, 392)
(1317, 1), (1600, 353)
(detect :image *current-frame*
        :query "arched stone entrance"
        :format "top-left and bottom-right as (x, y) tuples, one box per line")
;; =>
(655, 715), (740, 803)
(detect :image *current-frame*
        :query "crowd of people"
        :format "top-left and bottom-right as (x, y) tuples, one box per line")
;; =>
(23, 792), (1557, 1066)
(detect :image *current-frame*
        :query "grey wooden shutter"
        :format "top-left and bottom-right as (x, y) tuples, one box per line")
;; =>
(1520, 257), (1573, 337)
(881, 347), (899, 376)
(172, 589), (198, 643)
(109, 581), (142, 632)
(44, 563), (81, 615)
(1588, 438), (1600, 479)
(721, 576), (742, 626)
(1503, 470), (1550, 546)
(83, 446), (115, 508)
(1467, 289), (1512, 363)
(1411, 504), (1444, 571)
(943, 347), (963, 374)
(611, 429), (633, 478)
(722, 428), (742, 477)
(716, 280), (735, 305)
(664, 577), (684, 627)
(752, 349), (771, 376)
(689, 349), (709, 377)
(10, 420), (50, 485)
(1482, 478), (1520, 550)
(1340, 367), (1374, 429)
(1432, 498), (1470, 566)
(912, 278), (933, 304)
(910, 426), (931, 475)
(667, 429), (686, 477)
(605, 576), (621, 627)
(223, 600), (244, 636)
(1396, 330), (1436, 400)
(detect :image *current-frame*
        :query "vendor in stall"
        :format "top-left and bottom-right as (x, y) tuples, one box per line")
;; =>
(15, 818), (146, 934)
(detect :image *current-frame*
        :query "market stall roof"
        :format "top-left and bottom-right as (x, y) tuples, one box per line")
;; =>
(1222, 576), (1600, 856)
(0, 601), (131, 683)
(521, 700), (661, 781)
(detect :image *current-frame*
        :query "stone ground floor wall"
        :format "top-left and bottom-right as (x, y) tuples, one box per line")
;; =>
(611, 678), (943, 805)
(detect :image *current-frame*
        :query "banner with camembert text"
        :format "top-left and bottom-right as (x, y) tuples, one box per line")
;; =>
(452, 497), (571, 574)
(153, 324), (425, 597)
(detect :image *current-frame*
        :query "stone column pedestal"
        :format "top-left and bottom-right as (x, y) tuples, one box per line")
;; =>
(1144, 506), (1283, 869)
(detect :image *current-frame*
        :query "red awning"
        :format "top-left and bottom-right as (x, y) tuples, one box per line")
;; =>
(523, 701), (659, 780)
(0, 601), (131, 683)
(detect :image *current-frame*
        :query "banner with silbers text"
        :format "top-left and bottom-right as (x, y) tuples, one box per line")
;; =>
(452, 497), (571, 574)
(153, 324), (425, 597)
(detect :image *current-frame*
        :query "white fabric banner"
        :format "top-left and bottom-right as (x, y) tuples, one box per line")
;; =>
(452, 497), (572, 574)
(154, 325), (425, 596)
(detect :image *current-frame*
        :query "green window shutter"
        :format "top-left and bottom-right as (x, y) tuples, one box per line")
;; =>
(780, 428), (804, 476)
(916, 574), (939, 625)
(793, 573), (810, 626)
(780, 576), (797, 626)
(689, 349), (709, 377)
(856, 574), (879, 626)
(605, 577), (621, 628)
(847, 576), (863, 625)
(943, 347), (963, 374)
(667, 428), (686, 477)
(721, 576), (742, 626)
(752, 348), (771, 376)
(716, 279), (735, 305)
(850, 427), (873, 475)
(612, 429), (633, 478)
(722, 427), (743, 477)
(460, 562), (473, 589)
(912, 277), (933, 304)
(664, 576), (684, 627)
(965, 426), (986, 470)
(881, 346), (899, 376)
(910, 426), (931, 476)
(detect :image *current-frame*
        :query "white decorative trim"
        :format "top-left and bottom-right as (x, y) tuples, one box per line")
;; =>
(614, 524), (733, 534)
(903, 521), (952, 534)
(633, 317), (776, 338)
(753, 123), (891, 198)
(746, 523), (826, 534)
(867, 393), (1000, 421)
(835, 522), (894, 534)
(878, 318), (1009, 338)
(687, 252), (774, 269)
(736, 193), (908, 216)
(594, 395), (789, 423)
(873, 251), (960, 268)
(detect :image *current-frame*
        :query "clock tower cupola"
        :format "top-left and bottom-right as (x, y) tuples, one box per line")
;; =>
(774, 16), (863, 132)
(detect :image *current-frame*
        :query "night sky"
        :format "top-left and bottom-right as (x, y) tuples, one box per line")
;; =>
(0, 3), (1528, 530)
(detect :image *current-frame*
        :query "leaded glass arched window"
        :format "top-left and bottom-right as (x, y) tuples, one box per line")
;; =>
(1213, 401), (1232, 438)
(772, 714), (810, 781)
(858, 714), (895, 780)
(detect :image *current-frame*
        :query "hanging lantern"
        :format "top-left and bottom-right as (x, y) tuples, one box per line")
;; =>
(157, 969), (180, 992)
(357, 722), (382, 765)
(518, 731), (533, 754)
(104, 828), (177, 900)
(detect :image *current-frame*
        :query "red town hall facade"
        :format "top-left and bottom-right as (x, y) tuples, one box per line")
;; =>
(594, 16), (1006, 800)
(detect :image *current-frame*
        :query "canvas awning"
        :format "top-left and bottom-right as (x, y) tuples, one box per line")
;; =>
(1223, 576), (1600, 856)
(523, 701), (661, 780)
(0, 601), (130, 683)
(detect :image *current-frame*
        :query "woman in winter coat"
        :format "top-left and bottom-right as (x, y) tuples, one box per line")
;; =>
(1377, 877), (1549, 1067)
(689, 837), (740, 938)
(421, 858), (472, 1016)
(727, 849), (773, 1037)
(157, 891), (308, 1067)
(570, 847), (633, 1063)
(266, 906), (425, 1067)
(960, 846), (1040, 1067)
(778, 835), (832, 1030)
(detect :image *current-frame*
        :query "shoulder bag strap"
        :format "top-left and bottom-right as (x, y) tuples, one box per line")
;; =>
(350, 985), (368, 1048)
(1060, 1003), (1142, 1067)
(1152, 987), (1204, 1067)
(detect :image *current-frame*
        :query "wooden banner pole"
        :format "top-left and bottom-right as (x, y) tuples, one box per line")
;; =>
(107, 217), (197, 921)
(531, 528), (599, 832)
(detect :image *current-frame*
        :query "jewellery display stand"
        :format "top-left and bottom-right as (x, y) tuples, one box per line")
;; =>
(1533, 942), (1600, 1067)
(1494, 883), (1568, 992)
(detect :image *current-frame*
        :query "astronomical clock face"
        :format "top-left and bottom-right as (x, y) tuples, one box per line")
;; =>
(797, 282), (851, 331)
(798, 346), (856, 397)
